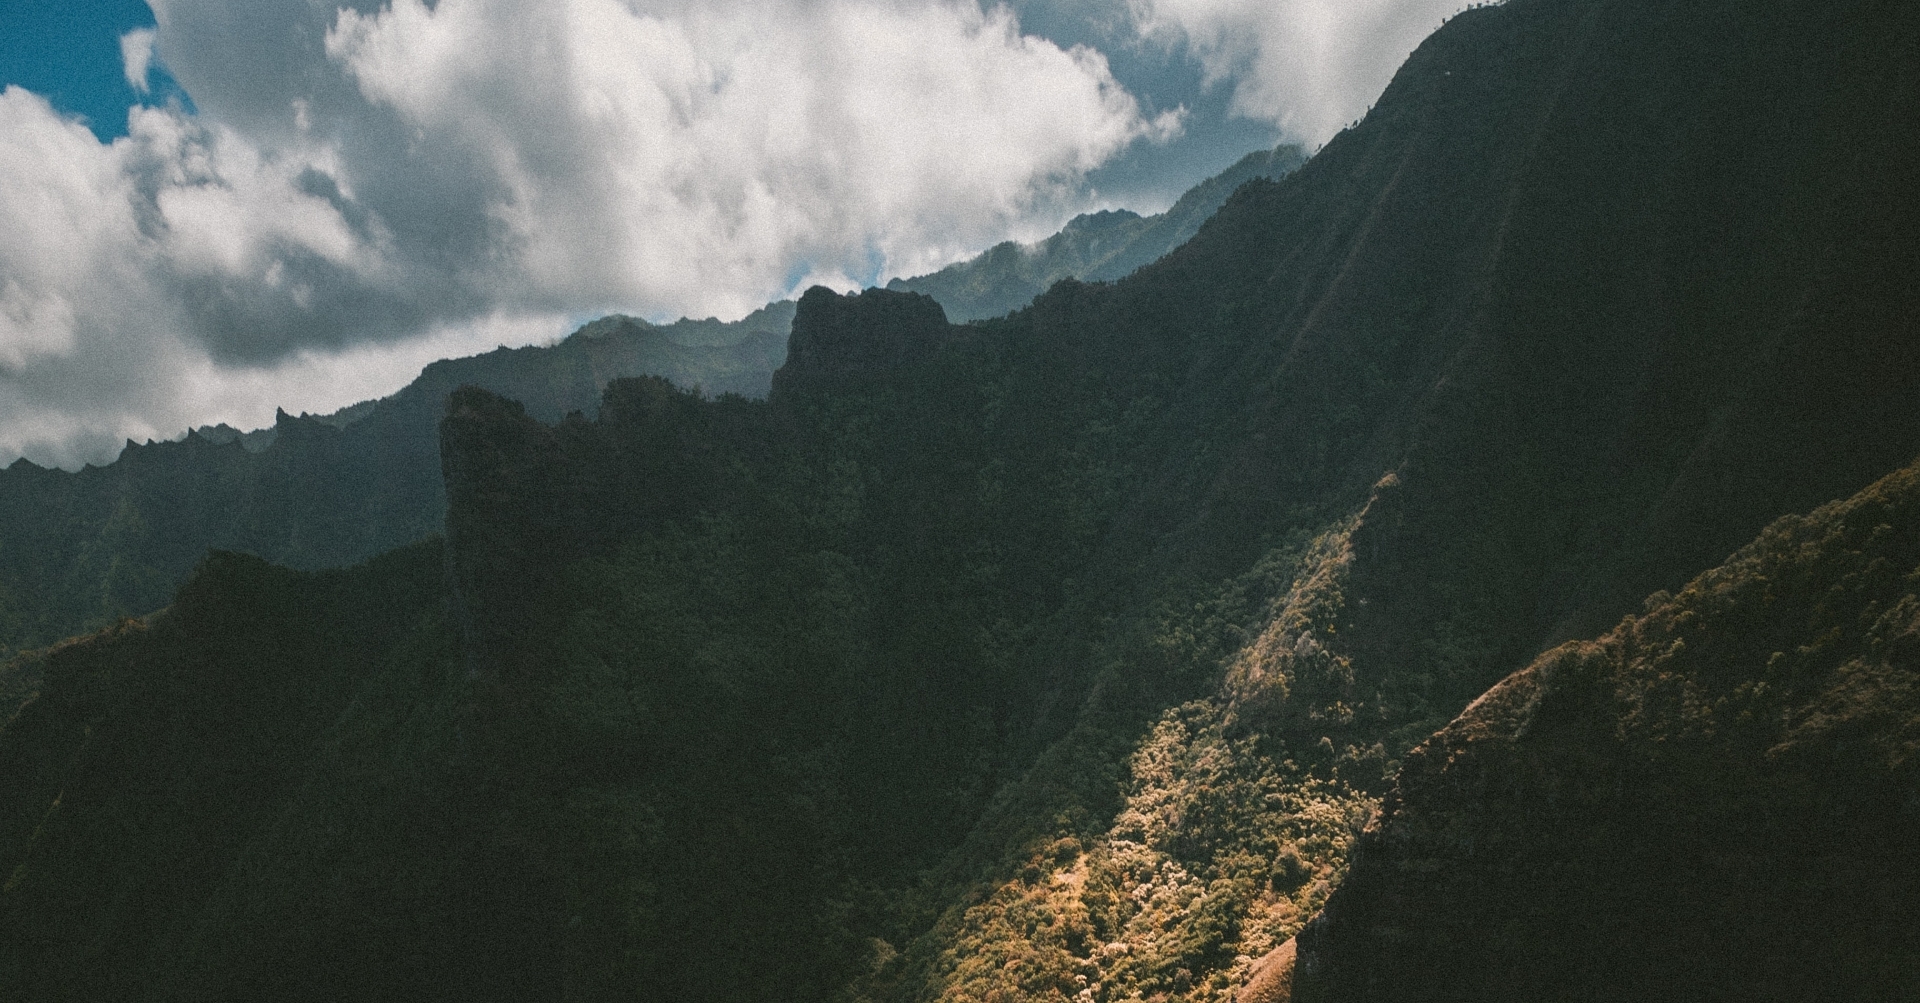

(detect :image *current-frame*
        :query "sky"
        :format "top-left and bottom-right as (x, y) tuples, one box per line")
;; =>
(0, 0), (1463, 469)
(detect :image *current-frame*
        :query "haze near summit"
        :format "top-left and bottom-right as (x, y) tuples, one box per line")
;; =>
(0, 0), (1458, 470)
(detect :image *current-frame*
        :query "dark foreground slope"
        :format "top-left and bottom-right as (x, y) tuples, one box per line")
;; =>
(1294, 459), (1920, 1002)
(0, 541), (480, 1001)
(0, 0), (1915, 998)
(427, 0), (1920, 996)
(0, 306), (790, 658)
(888, 144), (1307, 321)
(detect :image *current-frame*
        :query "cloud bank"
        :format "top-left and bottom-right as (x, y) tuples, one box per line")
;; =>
(1, 0), (1462, 469)
(1132, 0), (1461, 143)
(322, 0), (1174, 314)
(3, 0), (1168, 468)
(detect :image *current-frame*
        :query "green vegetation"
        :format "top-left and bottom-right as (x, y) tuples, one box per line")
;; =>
(0, 0), (1916, 998)
(1296, 458), (1920, 1001)
(0, 541), (472, 1000)
(872, 701), (1374, 1003)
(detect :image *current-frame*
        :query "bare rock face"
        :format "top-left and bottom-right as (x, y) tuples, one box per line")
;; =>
(1293, 460), (1920, 1001)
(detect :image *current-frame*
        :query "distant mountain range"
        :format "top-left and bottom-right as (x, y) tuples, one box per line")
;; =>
(0, 305), (790, 657)
(888, 143), (1306, 321)
(2, 0), (1917, 996)
(0, 144), (1314, 658)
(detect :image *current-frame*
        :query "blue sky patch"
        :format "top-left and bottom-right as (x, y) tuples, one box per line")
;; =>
(0, 0), (192, 140)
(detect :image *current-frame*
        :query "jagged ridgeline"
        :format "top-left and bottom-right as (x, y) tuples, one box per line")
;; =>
(0, 304), (793, 659)
(886, 143), (1307, 322)
(1, 0), (1917, 1000)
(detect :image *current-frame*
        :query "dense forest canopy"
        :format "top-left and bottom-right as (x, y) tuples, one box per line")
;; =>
(0, 0), (1916, 999)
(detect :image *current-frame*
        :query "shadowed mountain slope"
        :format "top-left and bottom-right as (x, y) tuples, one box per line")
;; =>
(1293, 458), (1920, 1002)
(426, 0), (1920, 995)
(0, 542), (476, 1002)
(0, 0), (1915, 998)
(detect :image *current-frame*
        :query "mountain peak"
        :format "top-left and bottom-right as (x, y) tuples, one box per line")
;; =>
(773, 286), (951, 394)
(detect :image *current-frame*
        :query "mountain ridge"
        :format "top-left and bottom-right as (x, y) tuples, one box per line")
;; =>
(0, 0), (1914, 998)
(0, 305), (791, 658)
(0, 138), (1325, 660)
(887, 143), (1308, 322)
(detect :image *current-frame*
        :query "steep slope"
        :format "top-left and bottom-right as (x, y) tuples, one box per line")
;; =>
(0, 0), (1913, 998)
(889, 0), (1920, 987)
(1104, 0), (1920, 753)
(0, 304), (790, 658)
(1293, 458), (1920, 1002)
(0, 542), (480, 1002)
(887, 144), (1307, 321)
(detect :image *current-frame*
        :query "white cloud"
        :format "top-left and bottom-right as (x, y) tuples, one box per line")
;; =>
(174, 309), (575, 430)
(5, 0), (1470, 470)
(2, 0), (1174, 469)
(1130, 0), (1462, 144)
(323, 0), (1175, 315)
(0, 85), (483, 468)
(121, 27), (158, 94)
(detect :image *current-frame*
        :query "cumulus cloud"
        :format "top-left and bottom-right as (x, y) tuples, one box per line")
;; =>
(121, 28), (158, 94)
(323, 0), (1175, 315)
(2, 0), (1174, 468)
(1130, 0), (1462, 144)
(0, 86), (469, 466)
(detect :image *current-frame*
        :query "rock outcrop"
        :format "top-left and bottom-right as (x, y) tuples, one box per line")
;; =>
(772, 286), (953, 395)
